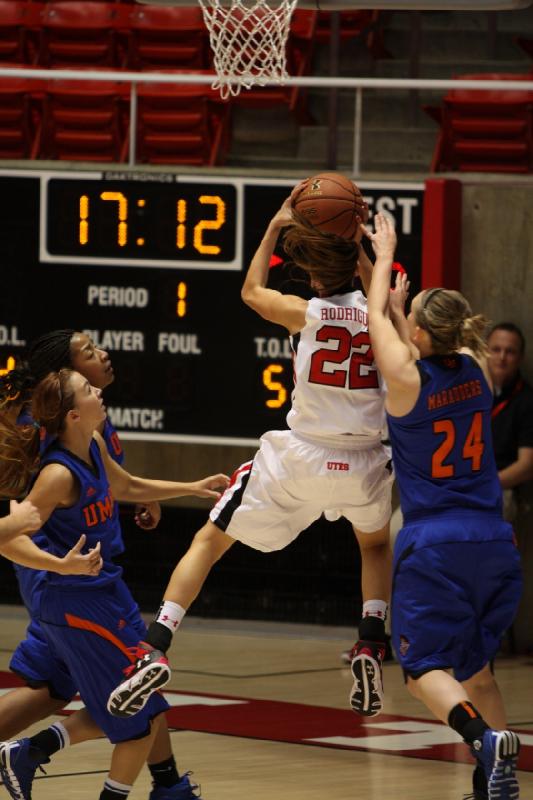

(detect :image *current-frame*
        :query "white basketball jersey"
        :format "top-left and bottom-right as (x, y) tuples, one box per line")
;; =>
(286, 289), (385, 448)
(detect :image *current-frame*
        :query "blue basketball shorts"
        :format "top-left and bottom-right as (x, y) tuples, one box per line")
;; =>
(392, 527), (522, 682)
(10, 566), (77, 701)
(38, 578), (168, 743)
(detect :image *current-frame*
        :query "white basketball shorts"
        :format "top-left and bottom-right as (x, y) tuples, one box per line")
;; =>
(209, 429), (393, 552)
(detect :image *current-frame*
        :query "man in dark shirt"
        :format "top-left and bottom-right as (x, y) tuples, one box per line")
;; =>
(487, 322), (533, 654)
(487, 322), (533, 506)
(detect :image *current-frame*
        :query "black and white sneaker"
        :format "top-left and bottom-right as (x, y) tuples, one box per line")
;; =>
(348, 639), (385, 717)
(107, 642), (171, 718)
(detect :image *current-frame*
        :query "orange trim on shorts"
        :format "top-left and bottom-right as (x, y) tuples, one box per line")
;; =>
(65, 613), (135, 662)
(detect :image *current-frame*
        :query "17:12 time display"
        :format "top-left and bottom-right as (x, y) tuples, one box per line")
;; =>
(43, 178), (240, 269)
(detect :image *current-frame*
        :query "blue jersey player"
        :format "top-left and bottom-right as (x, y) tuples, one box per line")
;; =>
(0, 332), (198, 800)
(0, 368), (228, 800)
(365, 212), (522, 800)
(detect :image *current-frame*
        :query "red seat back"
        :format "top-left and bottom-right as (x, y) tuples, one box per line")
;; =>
(136, 79), (228, 166)
(127, 6), (207, 70)
(42, 78), (127, 162)
(39, 2), (119, 67)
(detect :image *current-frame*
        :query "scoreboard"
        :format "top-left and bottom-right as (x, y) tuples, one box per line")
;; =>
(0, 170), (424, 445)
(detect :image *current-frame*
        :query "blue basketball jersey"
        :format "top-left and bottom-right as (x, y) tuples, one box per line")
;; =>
(39, 438), (122, 588)
(101, 417), (125, 556)
(387, 354), (502, 525)
(102, 417), (125, 466)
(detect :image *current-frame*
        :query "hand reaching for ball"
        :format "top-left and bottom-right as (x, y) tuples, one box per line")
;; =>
(360, 212), (397, 259)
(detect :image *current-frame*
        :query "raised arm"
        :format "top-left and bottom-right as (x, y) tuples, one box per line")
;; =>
(365, 214), (421, 416)
(241, 192), (308, 335)
(95, 433), (229, 506)
(389, 270), (420, 360)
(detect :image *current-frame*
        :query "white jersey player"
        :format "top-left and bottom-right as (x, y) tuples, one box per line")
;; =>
(107, 180), (394, 723)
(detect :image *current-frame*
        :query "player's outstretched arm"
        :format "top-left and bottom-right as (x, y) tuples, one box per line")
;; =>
(94, 432), (229, 505)
(389, 271), (419, 360)
(365, 215), (420, 413)
(241, 190), (308, 335)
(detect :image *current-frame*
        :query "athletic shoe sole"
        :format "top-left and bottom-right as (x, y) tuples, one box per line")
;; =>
(487, 731), (520, 800)
(107, 662), (171, 718)
(350, 653), (383, 717)
(0, 743), (26, 800)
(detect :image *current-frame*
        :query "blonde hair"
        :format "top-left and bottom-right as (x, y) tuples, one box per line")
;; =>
(415, 289), (488, 357)
(282, 214), (359, 296)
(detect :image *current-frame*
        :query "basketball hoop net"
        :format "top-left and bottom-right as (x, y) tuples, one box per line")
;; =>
(198, 0), (298, 99)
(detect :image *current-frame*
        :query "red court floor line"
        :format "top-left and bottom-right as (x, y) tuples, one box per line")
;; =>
(0, 672), (531, 771)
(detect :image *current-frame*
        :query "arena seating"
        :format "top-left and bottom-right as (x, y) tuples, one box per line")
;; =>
(0, 1), (44, 65)
(135, 80), (230, 165)
(231, 10), (317, 121)
(40, 78), (128, 161)
(426, 73), (533, 173)
(0, 75), (42, 158)
(38, 2), (120, 67)
(126, 6), (208, 70)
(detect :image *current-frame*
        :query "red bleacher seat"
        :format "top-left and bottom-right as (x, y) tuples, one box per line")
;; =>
(39, 2), (120, 67)
(0, 1), (45, 64)
(427, 73), (533, 173)
(136, 81), (229, 166)
(315, 9), (387, 57)
(41, 78), (127, 162)
(232, 10), (317, 121)
(127, 6), (207, 70)
(0, 75), (42, 159)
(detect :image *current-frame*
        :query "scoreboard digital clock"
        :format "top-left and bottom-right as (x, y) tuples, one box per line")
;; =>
(42, 175), (241, 268)
(0, 170), (424, 445)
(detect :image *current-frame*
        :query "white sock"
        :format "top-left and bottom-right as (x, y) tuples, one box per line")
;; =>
(102, 777), (132, 798)
(156, 601), (186, 633)
(362, 600), (388, 621)
(50, 722), (70, 749)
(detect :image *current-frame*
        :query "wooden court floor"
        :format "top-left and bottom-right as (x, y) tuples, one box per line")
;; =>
(0, 606), (532, 800)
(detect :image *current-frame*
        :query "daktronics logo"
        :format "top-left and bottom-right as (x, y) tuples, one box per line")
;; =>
(327, 462), (349, 471)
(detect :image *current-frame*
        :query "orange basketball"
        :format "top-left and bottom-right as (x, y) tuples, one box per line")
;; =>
(291, 172), (369, 240)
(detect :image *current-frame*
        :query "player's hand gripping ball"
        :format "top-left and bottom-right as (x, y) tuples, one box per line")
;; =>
(291, 172), (369, 240)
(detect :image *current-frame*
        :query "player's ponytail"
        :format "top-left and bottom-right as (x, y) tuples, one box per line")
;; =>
(459, 315), (488, 358)
(31, 369), (76, 437)
(0, 392), (40, 497)
(0, 363), (35, 410)
(283, 215), (359, 296)
(415, 289), (488, 358)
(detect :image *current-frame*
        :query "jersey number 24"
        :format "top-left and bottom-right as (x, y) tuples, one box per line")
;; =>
(432, 411), (484, 478)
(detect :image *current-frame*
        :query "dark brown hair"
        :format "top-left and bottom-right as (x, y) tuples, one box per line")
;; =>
(415, 288), (488, 357)
(282, 214), (359, 296)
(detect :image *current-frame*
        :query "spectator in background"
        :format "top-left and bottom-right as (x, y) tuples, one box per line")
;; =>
(487, 322), (533, 656)
(486, 323), (533, 518)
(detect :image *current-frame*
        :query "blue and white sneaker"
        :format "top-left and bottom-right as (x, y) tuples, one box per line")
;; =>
(471, 729), (520, 800)
(0, 738), (49, 800)
(149, 772), (202, 799)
